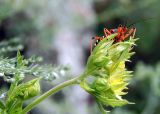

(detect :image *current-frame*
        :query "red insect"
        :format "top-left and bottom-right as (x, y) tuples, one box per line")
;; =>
(90, 24), (136, 53)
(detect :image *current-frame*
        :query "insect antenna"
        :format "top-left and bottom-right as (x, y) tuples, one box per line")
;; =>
(127, 17), (156, 28)
(123, 19), (128, 27)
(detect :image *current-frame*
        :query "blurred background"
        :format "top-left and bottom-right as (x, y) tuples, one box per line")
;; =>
(0, 0), (160, 114)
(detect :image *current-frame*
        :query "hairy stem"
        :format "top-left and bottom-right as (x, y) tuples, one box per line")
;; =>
(21, 76), (81, 114)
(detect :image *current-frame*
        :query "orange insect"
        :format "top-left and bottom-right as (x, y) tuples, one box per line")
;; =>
(90, 24), (136, 53)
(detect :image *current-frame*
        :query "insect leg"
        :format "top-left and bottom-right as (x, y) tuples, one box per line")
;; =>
(90, 36), (103, 53)
(132, 28), (136, 37)
(122, 28), (136, 40)
(90, 37), (94, 54)
(104, 28), (111, 38)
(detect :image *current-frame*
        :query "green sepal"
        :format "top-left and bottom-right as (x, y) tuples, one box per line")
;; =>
(94, 56), (110, 67)
(80, 80), (95, 93)
(92, 78), (109, 91)
(97, 95), (130, 107)
(103, 98), (129, 107)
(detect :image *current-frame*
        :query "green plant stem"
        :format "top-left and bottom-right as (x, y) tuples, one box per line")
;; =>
(97, 101), (108, 114)
(21, 76), (80, 114)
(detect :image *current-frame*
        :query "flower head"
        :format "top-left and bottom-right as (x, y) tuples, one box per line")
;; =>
(80, 33), (137, 112)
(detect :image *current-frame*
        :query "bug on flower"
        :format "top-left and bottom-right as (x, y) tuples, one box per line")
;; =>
(90, 24), (136, 53)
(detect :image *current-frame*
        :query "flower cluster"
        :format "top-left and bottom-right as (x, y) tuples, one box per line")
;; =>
(80, 34), (137, 112)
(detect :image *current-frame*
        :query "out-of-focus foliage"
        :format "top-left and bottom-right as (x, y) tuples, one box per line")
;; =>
(0, 51), (69, 83)
(0, 0), (53, 49)
(0, 38), (23, 55)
